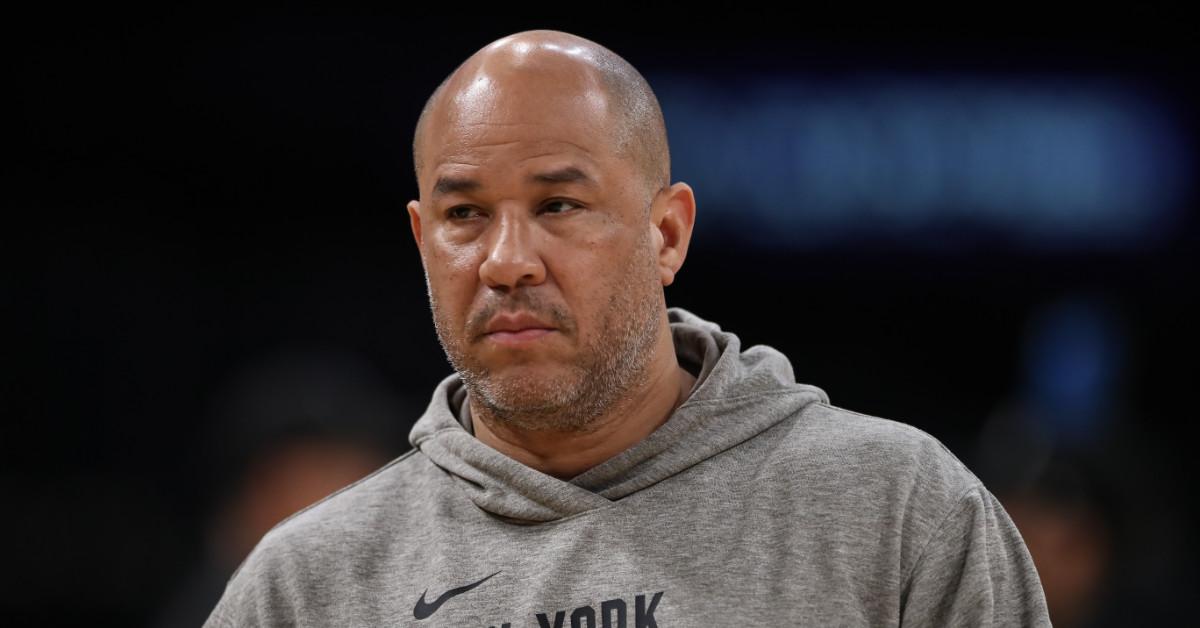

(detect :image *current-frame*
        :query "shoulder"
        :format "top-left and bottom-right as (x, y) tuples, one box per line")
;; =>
(273, 446), (432, 535)
(253, 447), (433, 556)
(767, 399), (986, 526)
(755, 399), (1001, 577)
(206, 449), (436, 624)
(795, 400), (978, 482)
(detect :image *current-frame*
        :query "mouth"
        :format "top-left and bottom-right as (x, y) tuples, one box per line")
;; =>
(484, 327), (556, 346)
(480, 309), (560, 345)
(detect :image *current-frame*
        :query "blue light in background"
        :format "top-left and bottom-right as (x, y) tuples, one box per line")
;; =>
(1023, 296), (1124, 443)
(652, 74), (1192, 251)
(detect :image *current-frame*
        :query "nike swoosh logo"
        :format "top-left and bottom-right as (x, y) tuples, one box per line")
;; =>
(413, 571), (501, 620)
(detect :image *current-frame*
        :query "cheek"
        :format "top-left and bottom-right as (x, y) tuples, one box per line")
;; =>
(429, 229), (484, 272)
(553, 226), (643, 311)
(424, 242), (483, 313)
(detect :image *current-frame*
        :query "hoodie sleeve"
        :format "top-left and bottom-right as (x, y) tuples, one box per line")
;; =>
(202, 558), (271, 628)
(900, 486), (1051, 627)
(202, 531), (305, 628)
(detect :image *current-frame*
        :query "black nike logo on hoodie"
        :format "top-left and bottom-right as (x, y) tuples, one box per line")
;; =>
(413, 571), (501, 620)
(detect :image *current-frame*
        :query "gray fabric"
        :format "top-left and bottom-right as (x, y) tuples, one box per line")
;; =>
(206, 307), (1050, 627)
(450, 381), (474, 434)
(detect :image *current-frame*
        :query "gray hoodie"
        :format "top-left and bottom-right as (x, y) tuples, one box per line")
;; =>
(206, 307), (1050, 627)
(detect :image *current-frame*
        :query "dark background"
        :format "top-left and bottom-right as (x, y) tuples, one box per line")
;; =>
(6, 8), (1196, 627)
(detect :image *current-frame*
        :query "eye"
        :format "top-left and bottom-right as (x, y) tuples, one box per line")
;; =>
(540, 199), (581, 215)
(445, 205), (481, 221)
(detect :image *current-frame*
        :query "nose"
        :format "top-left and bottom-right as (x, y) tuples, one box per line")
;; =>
(478, 211), (546, 291)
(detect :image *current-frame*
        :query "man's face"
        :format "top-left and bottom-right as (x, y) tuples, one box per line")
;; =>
(408, 67), (666, 431)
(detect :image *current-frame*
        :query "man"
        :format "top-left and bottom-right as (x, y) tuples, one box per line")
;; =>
(206, 30), (1050, 627)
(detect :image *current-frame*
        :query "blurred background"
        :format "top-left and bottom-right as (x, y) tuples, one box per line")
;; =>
(6, 7), (1196, 627)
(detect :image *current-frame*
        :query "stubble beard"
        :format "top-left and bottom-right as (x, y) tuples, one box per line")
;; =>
(426, 236), (663, 433)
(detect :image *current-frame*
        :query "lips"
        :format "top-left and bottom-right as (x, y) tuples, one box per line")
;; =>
(480, 311), (558, 346)
(483, 311), (556, 335)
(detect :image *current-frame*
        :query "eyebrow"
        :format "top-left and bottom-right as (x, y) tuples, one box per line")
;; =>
(431, 166), (599, 199)
(529, 166), (597, 187)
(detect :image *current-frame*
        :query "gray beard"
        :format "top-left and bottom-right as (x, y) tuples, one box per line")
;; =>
(427, 244), (663, 433)
(465, 293), (660, 434)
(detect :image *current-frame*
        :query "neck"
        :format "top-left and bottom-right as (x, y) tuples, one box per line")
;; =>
(469, 327), (696, 480)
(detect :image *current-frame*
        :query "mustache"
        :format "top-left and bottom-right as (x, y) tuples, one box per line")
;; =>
(468, 291), (574, 339)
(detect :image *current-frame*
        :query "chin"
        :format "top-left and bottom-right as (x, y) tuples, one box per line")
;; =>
(476, 370), (580, 410)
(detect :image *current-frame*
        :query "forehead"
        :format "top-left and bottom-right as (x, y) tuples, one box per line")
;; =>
(420, 70), (623, 187)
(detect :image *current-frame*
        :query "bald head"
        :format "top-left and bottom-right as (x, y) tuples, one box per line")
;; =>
(411, 30), (670, 204)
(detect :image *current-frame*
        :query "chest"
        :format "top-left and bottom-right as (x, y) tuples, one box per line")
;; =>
(324, 480), (907, 627)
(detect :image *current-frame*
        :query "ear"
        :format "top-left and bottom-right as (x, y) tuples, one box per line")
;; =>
(407, 200), (423, 250)
(649, 182), (697, 287)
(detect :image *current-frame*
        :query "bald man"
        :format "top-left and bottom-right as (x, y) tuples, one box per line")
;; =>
(206, 31), (1050, 627)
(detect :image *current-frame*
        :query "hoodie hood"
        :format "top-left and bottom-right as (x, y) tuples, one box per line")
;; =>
(408, 307), (828, 523)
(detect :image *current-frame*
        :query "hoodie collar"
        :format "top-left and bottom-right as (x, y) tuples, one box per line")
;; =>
(408, 307), (828, 523)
